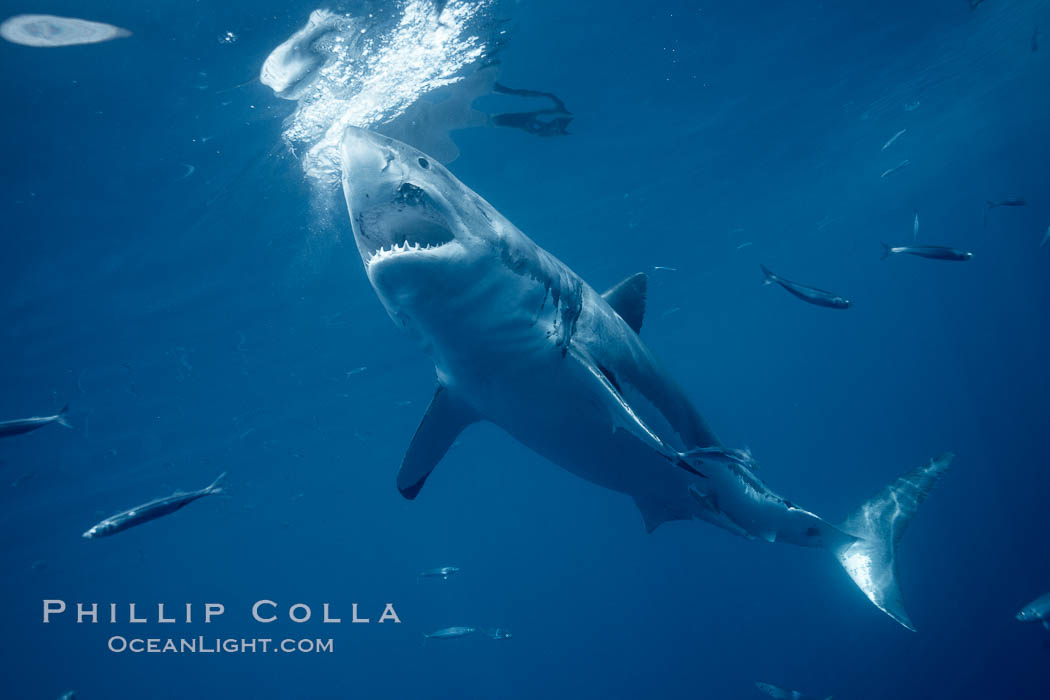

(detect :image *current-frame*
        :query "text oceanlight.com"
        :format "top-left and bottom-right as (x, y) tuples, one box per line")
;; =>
(107, 637), (335, 654)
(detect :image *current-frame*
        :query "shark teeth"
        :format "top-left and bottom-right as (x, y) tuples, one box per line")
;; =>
(365, 240), (444, 267)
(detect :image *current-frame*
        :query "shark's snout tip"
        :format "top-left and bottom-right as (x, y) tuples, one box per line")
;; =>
(340, 127), (393, 179)
(340, 125), (385, 150)
(339, 124), (367, 139)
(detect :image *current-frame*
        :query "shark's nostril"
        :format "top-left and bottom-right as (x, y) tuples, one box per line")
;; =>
(396, 182), (426, 206)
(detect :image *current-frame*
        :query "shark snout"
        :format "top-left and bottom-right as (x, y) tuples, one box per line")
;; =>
(341, 126), (394, 173)
(340, 126), (460, 272)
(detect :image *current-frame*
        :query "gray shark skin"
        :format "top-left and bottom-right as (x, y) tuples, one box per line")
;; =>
(338, 125), (953, 630)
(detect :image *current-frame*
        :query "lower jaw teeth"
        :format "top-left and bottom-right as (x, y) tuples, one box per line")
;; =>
(366, 242), (441, 265)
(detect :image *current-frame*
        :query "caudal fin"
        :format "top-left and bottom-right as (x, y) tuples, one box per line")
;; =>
(759, 264), (776, 285)
(205, 472), (227, 495)
(832, 452), (954, 631)
(55, 404), (72, 429)
(880, 243), (893, 261)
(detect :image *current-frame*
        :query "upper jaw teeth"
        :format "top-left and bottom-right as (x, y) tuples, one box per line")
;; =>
(365, 240), (442, 266)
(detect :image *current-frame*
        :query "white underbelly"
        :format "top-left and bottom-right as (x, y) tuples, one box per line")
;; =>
(447, 346), (698, 505)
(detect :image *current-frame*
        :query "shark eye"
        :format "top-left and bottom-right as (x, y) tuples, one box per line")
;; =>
(417, 157), (429, 169)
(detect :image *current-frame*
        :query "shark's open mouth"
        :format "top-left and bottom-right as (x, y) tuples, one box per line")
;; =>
(364, 215), (455, 268)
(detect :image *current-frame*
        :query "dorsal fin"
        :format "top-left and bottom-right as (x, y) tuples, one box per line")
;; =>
(602, 272), (647, 333)
(397, 386), (477, 500)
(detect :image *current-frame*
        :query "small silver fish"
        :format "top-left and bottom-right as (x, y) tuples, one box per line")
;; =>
(0, 404), (71, 439)
(423, 626), (477, 641)
(83, 473), (226, 538)
(881, 128), (906, 151)
(1016, 591), (1050, 630)
(881, 159), (910, 178)
(1040, 225), (1049, 248)
(984, 198), (1026, 228)
(761, 265), (851, 309)
(484, 627), (512, 640)
(417, 566), (460, 582)
(913, 211), (919, 241)
(881, 244), (972, 261)
(755, 681), (833, 700)
(987, 198), (1026, 209)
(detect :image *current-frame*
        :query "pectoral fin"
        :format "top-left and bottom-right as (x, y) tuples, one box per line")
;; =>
(397, 386), (477, 500)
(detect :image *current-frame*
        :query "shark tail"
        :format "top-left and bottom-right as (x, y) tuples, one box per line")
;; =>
(880, 243), (893, 261)
(759, 264), (776, 285)
(55, 403), (72, 429)
(830, 452), (953, 631)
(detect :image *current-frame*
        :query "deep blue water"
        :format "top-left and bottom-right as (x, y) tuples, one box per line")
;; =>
(2, 1), (1050, 698)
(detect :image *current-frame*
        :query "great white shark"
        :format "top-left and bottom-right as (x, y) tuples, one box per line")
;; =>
(338, 126), (953, 631)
